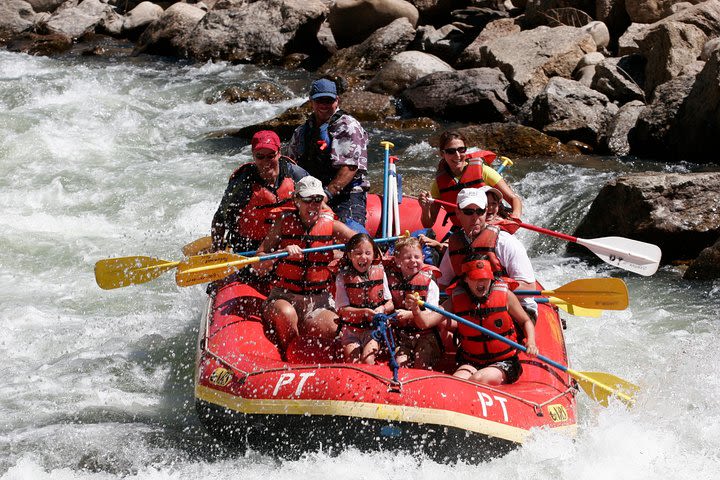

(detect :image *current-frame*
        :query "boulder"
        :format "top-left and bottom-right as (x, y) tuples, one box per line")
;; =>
(319, 17), (416, 75)
(367, 50), (454, 95)
(595, 0), (631, 44)
(5, 31), (72, 56)
(624, 0), (700, 24)
(44, 0), (121, 39)
(207, 81), (292, 104)
(412, 23), (468, 63)
(338, 90), (397, 121)
(122, 1), (163, 37)
(455, 122), (581, 157)
(26, 0), (64, 13)
(684, 237), (720, 280)
(591, 57), (646, 104)
(329, 0), (419, 48)
(133, 3), (205, 57)
(0, 0), (35, 40)
(603, 100), (645, 156)
(479, 25), (597, 102)
(523, 0), (595, 27)
(400, 68), (514, 122)
(456, 17), (521, 68)
(529, 77), (618, 147)
(571, 172), (720, 263)
(182, 0), (328, 64)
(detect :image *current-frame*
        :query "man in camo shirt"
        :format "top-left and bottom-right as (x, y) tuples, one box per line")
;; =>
(287, 78), (369, 226)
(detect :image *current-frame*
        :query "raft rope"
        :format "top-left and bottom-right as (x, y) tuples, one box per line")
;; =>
(370, 313), (400, 384)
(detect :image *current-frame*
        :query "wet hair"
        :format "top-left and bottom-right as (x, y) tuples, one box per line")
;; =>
(340, 233), (382, 270)
(438, 131), (468, 150)
(394, 236), (422, 254)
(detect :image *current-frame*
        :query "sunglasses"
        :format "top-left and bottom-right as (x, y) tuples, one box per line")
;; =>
(254, 151), (277, 160)
(460, 207), (486, 216)
(442, 146), (467, 155)
(300, 196), (324, 204)
(313, 97), (336, 105)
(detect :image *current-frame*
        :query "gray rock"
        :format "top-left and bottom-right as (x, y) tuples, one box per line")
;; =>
(603, 100), (645, 156)
(329, 0), (419, 48)
(133, 3), (205, 57)
(529, 76), (618, 147)
(367, 50), (453, 95)
(44, 0), (120, 39)
(122, 2), (163, 34)
(572, 172), (720, 263)
(401, 68), (514, 121)
(685, 237), (720, 280)
(0, 0), (35, 38)
(455, 122), (581, 157)
(591, 57), (646, 104)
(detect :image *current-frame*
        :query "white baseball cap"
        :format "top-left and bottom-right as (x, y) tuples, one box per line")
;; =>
(294, 176), (325, 198)
(456, 188), (487, 209)
(479, 185), (502, 201)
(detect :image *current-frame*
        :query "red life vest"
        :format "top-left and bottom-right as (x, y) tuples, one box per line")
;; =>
(452, 281), (518, 363)
(338, 263), (386, 326)
(435, 153), (494, 226)
(274, 209), (335, 294)
(385, 261), (440, 307)
(488, 216), (521, 235)
(230, 162), (295, 241)
(448, 225), (507, 279)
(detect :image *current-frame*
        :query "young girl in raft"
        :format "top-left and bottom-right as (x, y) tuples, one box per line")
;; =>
(411, 255), (538, 385)
(335, 233), (394, 364)
(387, 236), (443, 370)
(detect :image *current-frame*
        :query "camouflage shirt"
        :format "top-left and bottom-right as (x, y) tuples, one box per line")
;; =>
(287, 111), (370, 191)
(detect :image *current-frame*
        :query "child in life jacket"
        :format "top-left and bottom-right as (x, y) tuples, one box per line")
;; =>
(387, 237), (443, 369)
(335, 233), (394, 364)
(412, 255), (538, 385)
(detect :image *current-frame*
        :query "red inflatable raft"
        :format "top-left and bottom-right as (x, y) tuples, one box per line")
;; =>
(193, 196), (578, 461)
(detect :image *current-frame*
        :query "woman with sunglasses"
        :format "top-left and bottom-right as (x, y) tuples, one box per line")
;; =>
(418, 131), (523, 230)
(254, 176), (356, 356)
(211, 130), (309, 255)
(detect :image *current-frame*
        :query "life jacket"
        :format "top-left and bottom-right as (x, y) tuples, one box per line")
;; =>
(295, 110), (345, 186)
(338, 263), (386, 327)
(452, 281), (518, 363)
(229, 158), (295, 241)
(274, 209), (335, 294)
(435, 152), (494, 226)
(385, 261), (440, 307)
(448, 225), (507, 279)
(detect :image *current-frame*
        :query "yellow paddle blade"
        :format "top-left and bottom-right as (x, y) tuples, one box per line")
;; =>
(549, 297), (602, 317)
(94, 256), (179, 290)
(546, 278), (629, 310)
(182, 236), (213, 256)
(569, 369), (639, 408)
(175, 252), (257, 287)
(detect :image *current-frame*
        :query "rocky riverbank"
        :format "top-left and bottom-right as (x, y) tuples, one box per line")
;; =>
(2, 0), (719, 277)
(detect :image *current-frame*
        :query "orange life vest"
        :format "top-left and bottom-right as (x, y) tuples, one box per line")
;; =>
(448, 225), (507, 279)
(385, 261), (440, 307)
(274, 209), (335, 294)
(338, 263), (386, 326)
(435, 153), (494, 226)
(231, 162), (295, 241)
(452, 281), (517, 363)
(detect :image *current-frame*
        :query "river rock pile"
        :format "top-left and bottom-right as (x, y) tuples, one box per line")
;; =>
(2, 0), (719, 277)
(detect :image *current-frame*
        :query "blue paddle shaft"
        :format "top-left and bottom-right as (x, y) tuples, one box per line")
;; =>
(421, 302), (569, 374)
(381, 146), (391, 237)
(258, 234), (403, 262)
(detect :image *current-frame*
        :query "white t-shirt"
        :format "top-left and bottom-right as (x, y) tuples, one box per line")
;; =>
(438, 229), (535, 287)
(335, 271), (392, 309)
(424, 279), (440, 306)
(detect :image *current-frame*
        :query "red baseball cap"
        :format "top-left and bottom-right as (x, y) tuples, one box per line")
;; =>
(251, 130), (281, 152)
(462, 259), (494, 280)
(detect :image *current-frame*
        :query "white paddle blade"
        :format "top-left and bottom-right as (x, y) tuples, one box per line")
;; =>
(578, 236), (662, 276)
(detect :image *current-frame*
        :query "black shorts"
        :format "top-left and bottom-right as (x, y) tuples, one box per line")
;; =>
(456, 353), (523, 384)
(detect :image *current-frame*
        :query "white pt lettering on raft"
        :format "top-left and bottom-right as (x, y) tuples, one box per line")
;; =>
(272, 372), (316, 396)
(477, 392), (509, 422)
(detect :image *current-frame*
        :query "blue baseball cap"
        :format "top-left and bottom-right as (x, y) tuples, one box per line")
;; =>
(309, 79), (337, 100)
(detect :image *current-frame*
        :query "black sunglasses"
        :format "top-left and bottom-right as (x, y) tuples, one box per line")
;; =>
(313, 97), (336, 105)
(300, 196), (324, 204)
(460, 207), (486, 216)
(254, 151), (277, 160)
(442, 146), (467, 155)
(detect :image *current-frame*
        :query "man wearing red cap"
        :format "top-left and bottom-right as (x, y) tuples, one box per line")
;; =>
(211, 130), (309, 253)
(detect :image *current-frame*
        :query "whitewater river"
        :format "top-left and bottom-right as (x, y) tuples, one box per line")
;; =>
(1, 49), (718, 479)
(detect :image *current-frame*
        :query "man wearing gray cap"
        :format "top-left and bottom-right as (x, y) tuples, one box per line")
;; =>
(287, 78), (369, 226)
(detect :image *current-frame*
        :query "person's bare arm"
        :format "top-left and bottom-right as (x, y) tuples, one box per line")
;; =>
(326, 166), (357, 197)
(507, 292), (538, 355)
(493, 179), (522, 218)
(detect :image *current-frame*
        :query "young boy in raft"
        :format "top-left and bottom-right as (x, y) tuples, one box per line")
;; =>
(386, 236), (444, 369)
(335, 233), (394, 364)
(411, 255), (538, 385)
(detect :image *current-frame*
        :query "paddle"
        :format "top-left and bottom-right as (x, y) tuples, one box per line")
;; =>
(431, 198), (661, 276)
(380, 141), (394, 238)
(538, 297), (602, 317)
(95, 256), (180, 290)
(175, 233), (408, 287)
(182, 236), (212, 256)
(495, 156), (513, 174)
(515, 278), (629, 310)
(414, 297), (638, 407)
